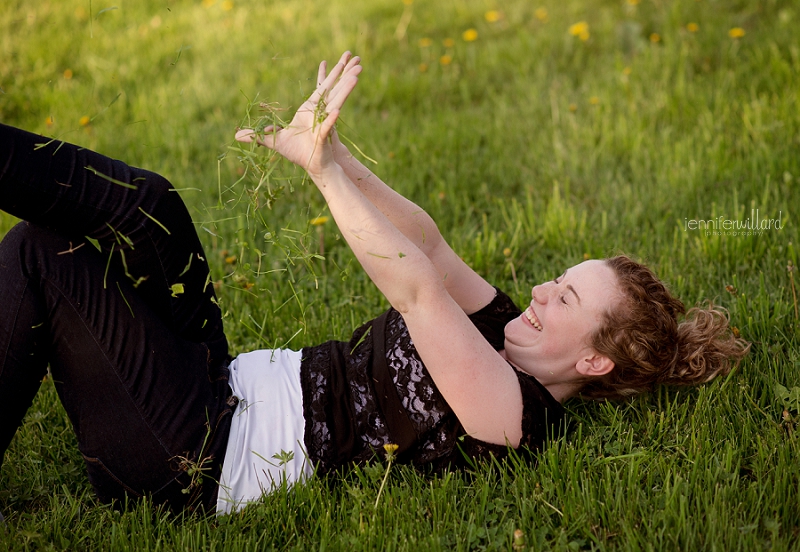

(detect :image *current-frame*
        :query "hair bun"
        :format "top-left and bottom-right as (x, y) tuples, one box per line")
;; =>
(580, 255), (749, 400)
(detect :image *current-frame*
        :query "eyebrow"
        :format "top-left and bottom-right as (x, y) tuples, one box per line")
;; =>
(566, 284), (581, 305)
(560, 268), (581, 305)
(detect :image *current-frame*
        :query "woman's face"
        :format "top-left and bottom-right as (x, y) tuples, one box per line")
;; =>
(503, 260), (620, 395)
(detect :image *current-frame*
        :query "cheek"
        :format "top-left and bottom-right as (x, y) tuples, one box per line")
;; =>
(546, 321), (587, 353)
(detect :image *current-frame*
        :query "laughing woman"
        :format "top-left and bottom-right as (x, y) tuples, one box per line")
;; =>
(0, 53), (747, 516)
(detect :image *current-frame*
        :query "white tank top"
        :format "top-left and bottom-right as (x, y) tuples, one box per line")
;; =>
(216, 349), (312, 514)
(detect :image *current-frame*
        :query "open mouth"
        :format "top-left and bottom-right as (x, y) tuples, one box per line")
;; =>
(524, 306), (543, 331)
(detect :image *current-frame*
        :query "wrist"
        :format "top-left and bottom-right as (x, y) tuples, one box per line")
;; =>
(308, 160), (347, 187)
(332, 139), (352, 160)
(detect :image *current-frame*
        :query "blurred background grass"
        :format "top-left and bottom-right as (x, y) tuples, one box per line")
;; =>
(1, 0), (798, 549)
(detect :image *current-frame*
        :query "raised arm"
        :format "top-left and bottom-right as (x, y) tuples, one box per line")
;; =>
(316, 57), (495, 314)
(235, 53), (523, 446)
(333, 138), (496, 313)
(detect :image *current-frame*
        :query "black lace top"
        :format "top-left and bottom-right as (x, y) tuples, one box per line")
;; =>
(299, 288), (565, 473)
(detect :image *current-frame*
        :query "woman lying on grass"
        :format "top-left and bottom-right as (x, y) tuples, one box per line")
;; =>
(0, 52), (747, 516)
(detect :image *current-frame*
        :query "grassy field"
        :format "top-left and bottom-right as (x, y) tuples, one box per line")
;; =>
(1, 0), (799, 549)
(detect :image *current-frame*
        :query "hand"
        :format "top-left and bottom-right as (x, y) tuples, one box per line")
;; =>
(316, 55), (360, 156)
(235, 52), (362, 179)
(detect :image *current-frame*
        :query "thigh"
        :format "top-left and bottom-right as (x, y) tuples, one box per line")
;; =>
(0, 123), (227, 367)
(13, 223), (232, 507)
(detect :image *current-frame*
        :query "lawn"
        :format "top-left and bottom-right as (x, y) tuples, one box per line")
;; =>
(0, 0), (798, 549)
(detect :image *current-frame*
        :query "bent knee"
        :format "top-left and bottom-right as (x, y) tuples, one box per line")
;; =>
(134, 169), (176, 205)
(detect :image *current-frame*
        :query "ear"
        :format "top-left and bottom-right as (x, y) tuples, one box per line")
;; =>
(575, 353), (615, 377)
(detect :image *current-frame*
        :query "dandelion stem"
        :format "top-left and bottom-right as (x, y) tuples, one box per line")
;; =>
(374, 458), (392, 509)
(789, 262), (798, 320)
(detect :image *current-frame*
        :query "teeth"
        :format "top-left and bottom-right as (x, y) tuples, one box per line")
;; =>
(524, 307), (543, 331)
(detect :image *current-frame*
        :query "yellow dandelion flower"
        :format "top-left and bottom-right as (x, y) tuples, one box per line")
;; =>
(627, 0), (640, 5)
(418, 63), (428, 73)
(568, 21), (588, 36)
(79, 115), (91, 126)
(418, 37), (432, 47)
(45, 116), (55, 127)
(202, 0), (215, 7)
(589, 96), (600, 105)
(622, 66), (632, 75)
(728, 27), (745, 38)
(310, 216), (329, 226)
(650, 33), (661, 43)
(568, 103), (577, 112)
(686, 22), (699, 33)
(579, 29), (590, 41)
(503, 247), (512, 257)
(443, 38), (455, 48)
(513, 530), (526, 549)
(485, 10), (501, 23)
(63, 69), (73, 80)
(439, 54), (452, 65)
(462, 28), (478, 42)
(221, 0), (233, 11)
(534, 8), (548, 22)
(383, 442), (399, 460)
(402, 0), (413, 5)
(225, 255), (237, 264)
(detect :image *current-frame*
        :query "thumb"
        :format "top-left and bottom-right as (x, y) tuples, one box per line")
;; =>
(318, 110), (340, 142)
(235, 127), (281, 149)
(235, 128), (256, 143)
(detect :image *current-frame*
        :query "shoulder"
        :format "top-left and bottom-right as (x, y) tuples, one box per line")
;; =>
(514, 368), (565, 450)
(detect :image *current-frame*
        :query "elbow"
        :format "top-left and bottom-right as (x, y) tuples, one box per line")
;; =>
(390, 263), (448, 315)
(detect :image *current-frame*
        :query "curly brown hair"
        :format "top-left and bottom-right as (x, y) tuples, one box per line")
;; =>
(579, 255), (750, 400)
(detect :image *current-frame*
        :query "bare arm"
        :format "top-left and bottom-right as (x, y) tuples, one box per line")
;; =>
(311, 161), (523, 446)
(333, 140), (496, 313)
(235, 53), (522, 445)
(314, 57), (495, 314)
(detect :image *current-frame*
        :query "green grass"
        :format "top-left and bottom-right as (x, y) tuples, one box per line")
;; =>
(1, 0), (799, 549)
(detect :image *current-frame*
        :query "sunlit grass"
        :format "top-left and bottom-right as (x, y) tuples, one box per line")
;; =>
(1, 0), (799, 549)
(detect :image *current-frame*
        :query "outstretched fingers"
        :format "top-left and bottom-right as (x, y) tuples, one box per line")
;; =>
(311, 52), (361, 104)
(310, 52), (350, 102)
(316, 53), (358, 87)
(325, 75), (359, 114)
(235, 53), (361, 159)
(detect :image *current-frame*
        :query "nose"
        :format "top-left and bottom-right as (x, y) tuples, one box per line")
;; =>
(532, 283), (548, 304)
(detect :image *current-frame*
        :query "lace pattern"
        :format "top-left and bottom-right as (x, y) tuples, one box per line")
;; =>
(299, 287), (563, 472)
(384, 309), (450, 433)
(346, 324), (389, 449)
(299, 344), (334, 470)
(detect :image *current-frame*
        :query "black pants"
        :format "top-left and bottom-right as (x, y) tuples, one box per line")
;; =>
(0, 124), (234, 512)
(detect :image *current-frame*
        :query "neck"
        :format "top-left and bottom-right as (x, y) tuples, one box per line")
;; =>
(541, 381), (581, 403)
(498, 350), (581, 404)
